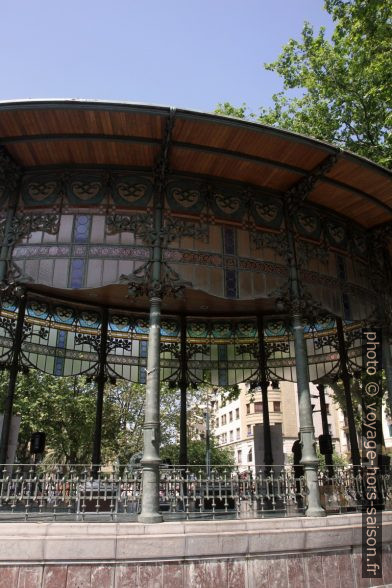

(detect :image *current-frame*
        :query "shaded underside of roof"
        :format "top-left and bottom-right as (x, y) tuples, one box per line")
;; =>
(0, 99), (391, 229)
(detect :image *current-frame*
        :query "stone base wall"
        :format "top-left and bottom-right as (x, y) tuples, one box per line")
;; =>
(0, 513), (391, 588)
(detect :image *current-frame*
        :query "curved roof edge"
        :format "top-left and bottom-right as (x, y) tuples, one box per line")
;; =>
(0, 98), (390, 178)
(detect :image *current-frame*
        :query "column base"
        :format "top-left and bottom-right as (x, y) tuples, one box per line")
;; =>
(305, 506), (326, 517)
(138, 513), (163, 524)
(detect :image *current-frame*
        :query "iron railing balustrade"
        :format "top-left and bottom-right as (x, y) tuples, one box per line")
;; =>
(0, 464), (390, 521)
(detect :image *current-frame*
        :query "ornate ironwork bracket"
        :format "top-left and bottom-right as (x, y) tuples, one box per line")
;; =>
(285, 153), (339, 214)
(272, 278), (326, 323)
(120, 260), (192, 299)
(250, 230), (289, 260)
(106, 213), (155, 245)
(0, 261), (33, 296)
(160, 216), (209, 245)
(0, 146), (22, 200)
(74, 331), (132, 383)
(8, 213), (60, 246)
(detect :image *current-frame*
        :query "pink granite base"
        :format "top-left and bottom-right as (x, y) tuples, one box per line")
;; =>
(1, 548), (391, 588)
(0, 514), (391, 587)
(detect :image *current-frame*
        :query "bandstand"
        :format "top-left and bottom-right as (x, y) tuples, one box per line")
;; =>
(0, 99), (391, 531)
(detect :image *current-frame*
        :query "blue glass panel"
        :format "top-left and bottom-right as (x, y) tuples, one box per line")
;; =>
(73, 215), (91, 244)
(69, 259), (85, 288)
(140, 340), (148, 357)
(218, 369), (228, 386)
(54, 330), (66, 376)
(223, 227), (236, 255)
(225, 269), (238, 298)
(218, 344), (228, 361)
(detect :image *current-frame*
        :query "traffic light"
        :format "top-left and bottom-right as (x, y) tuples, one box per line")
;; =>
(30, 432), (46, 455)
(319, 434), (333, 455)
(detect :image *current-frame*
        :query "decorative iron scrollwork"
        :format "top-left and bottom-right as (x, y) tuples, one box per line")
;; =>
(106, 213), (155, 244)
(8, 213), (60, 245)
(161, 216), (209, 245)
(120, 260), (192, 299)
(286, 153), (338, 214)
(0, 147), (22, 202)
(250, 230), (289, 260)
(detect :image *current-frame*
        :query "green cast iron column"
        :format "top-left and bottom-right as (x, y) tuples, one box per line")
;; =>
(179, 315), (188, 467)
(138, 187), (164, 524)
(257, 316), (273, 471)
(285, 209), (325, 517)
(92, 306), (108, 472)
(336, 317), (361, 474)
(0, 292), (26, 465)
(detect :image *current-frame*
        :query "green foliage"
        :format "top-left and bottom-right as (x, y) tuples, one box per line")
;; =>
(316, 447), (348, 469)
(103, 380), (181, 465)
(0, 372), (183, 464)
(0, 371), (98, 463)
(161, 439), (234, 467)
(215, 0), (392, 167)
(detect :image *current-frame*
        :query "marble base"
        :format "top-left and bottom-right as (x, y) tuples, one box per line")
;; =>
(0, 513), (391, 587)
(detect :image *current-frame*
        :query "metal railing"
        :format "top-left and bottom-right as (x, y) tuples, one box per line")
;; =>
(0, 463), (390, 521)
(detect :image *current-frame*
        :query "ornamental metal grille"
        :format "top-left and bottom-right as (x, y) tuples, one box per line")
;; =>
(0, 292), (364, 386)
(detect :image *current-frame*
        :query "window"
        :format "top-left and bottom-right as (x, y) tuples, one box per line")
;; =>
(229, 430), (234, 442)
(272, 380), (280, 390)
(326, 404), (330, 415)
(215, 418), (219, 428)
(221, 414), (226, 426)
(246, 403), (251, 415)
(229, 411), (233, 422)
(254, 402), (262, 413)
(237, 450), (242, 464)
(236, 428), (240, 440)
(273, 401), (281, 412)
(247, 448), (253, 463)
(235, 408), (239, 419)
(247, 424), (252, 437)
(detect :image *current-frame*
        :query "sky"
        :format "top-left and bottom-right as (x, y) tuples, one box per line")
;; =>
(1, 0), (333, 114)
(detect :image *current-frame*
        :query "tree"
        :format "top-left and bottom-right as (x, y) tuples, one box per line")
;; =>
(103, 381), (182, 465)
(161, 439), (234, 467)
(0, 370), (212, 465)
(216, 1), (392, 168)
(0, 371), (99, 463)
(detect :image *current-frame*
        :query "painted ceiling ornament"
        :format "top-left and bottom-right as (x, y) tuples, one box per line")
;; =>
(254, 201), (279, 224)
(296, 210), (319, 236)
(326, 221), (347, 247)
(168, 184), (202, 211)
(69, 176), (103, 203)
(214, 192), (242, 216)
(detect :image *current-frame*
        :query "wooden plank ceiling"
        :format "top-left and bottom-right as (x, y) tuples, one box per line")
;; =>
(0, 100), (390, 229)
